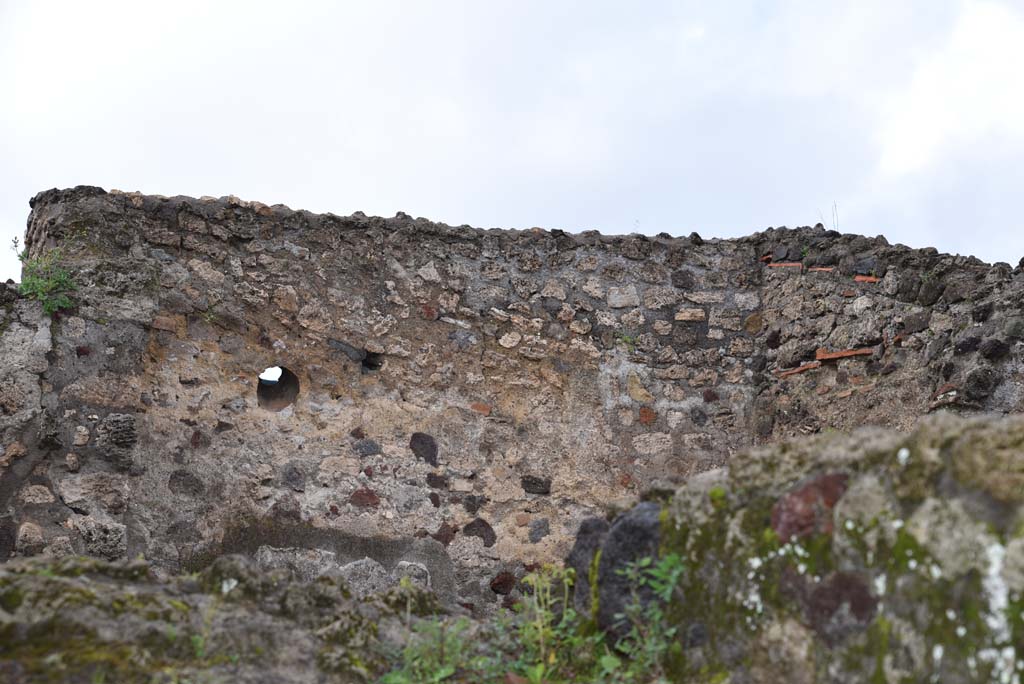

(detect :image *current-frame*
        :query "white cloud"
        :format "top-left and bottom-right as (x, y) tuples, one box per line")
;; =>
(876, 0), (1024, 177)
(0, 0), (1021, 282)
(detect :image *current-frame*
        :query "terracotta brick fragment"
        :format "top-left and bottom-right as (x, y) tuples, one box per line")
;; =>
(854, 274), (880, 283)
(775, 361), (821, 378)
(815, 347), (875, 361)
(470, 402), (492, 416)
(766, 262), (804, 269)
(638, 406), (657, 425)
(808, 267), (834, 272)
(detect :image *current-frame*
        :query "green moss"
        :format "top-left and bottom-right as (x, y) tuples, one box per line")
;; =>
(835, 517), (1010, 681)
(866, 614), (891, 684)
(377, 581), (443, 618)
(708, 486), (728, 509)
(659, 497), (773, 680)
(167, 599), (191, 614)
(316, 611), (382, 678)
(0, 586), (23, 613)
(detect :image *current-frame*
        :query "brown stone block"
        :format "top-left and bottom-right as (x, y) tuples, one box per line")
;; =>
(470, 402), (492, 416)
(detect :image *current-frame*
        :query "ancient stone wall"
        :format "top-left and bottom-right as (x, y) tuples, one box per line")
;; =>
(2, 186), (1023, 610)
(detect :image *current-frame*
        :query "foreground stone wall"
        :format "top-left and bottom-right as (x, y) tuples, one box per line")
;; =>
(2, 186), (1023, 610)
(4, 414), (1024, 684)
(571, 413), (1024, 683)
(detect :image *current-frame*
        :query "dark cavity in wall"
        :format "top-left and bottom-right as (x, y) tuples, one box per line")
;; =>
(257, 366), (300, 411)
(328, 338), (384, 372)
(361, 351), (383, 372)
(0, 516), (15, 560)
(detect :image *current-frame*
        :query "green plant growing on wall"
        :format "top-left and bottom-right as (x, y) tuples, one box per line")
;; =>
(616, 332), (637, 351)
(380, 557), (687, 683)
(11, 238), (76, 315)
(614, 553), (687, 680)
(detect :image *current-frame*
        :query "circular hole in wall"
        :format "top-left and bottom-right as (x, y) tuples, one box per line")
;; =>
(257, 366), (300, 411)
(361, 351), (383, 373)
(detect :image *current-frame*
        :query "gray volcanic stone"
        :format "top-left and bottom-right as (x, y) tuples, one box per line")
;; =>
(965, 365), (998, 400)
(462, 518), (496, 547)
(521, 475), (551, 495)
(528, 518), (550, 543)
(566, 517), (609, 615)
(595, 502), (661, 634)
(337, 557), (392, 597)
(979, 337), (1010, 360)
(409, 432), (438, 467)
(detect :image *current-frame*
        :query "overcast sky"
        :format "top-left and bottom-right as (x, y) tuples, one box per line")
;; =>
(2, 1), (1023, 282)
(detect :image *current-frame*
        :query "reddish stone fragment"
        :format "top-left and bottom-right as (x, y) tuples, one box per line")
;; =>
(638, 406), (657, 425)
(421, 304), (439, 320)
(489, 571), (516, 595)
(151, 315), (179, 332)
(431, 522), (457, 546)
(806, 572), (877, 645)
(349, 488), (380, 508)
(470, 402), (492, 416)
(771, 472), (849, 542)
(190, 430), (210, 449)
